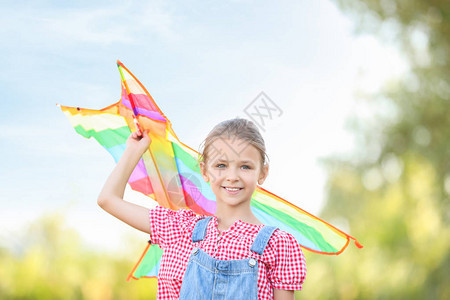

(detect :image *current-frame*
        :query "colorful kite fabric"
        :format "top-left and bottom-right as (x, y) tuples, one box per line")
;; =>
(59, 61), (362, 280)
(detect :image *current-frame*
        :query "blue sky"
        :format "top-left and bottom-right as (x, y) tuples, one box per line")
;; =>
(0, 0), (406, 251)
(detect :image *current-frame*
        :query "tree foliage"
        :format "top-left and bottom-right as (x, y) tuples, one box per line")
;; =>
(301, 1), (449, 299)
(0, 214), (157, 300)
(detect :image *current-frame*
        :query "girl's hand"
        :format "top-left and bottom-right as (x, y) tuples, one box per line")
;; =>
(126, 130), (152, 155)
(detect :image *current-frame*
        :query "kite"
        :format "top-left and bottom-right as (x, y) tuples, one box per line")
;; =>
(59, 61), (362, 280)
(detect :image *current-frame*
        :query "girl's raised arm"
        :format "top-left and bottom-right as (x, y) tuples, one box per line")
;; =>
(97, 130), (152, 234)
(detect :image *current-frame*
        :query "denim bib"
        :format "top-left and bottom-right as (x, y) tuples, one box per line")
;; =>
(179, 217), (277, 300)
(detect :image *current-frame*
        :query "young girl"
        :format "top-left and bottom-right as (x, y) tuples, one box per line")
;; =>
(98, 118), (306, 299)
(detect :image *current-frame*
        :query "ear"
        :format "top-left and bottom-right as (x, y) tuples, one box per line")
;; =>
(199, 161), (210, 183)
(257, 164), (269, 185)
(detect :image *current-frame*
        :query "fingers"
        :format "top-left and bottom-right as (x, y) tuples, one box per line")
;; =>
(130, 130), (149, 141)
(141, 130), (152, 145)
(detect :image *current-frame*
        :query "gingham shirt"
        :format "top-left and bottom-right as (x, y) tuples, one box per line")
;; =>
(149, 206), (306, 299)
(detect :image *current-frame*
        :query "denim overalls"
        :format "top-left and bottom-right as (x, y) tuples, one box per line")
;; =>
(178, 217), (277, 300)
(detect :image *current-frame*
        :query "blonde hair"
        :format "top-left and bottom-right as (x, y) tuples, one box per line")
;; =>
(199, 118), (269, 168)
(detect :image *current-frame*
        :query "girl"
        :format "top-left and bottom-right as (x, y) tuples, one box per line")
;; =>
(98, 118), (306, 299)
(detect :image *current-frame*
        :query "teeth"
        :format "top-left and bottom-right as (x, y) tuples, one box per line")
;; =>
(225, 187), (240, 191)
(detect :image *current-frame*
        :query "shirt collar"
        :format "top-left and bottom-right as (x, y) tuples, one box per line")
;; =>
(211, 215), (264, 236)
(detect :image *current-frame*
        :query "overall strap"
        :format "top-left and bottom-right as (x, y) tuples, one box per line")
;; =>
(250, 226), (277, 255)
(192, 216), (213, 243)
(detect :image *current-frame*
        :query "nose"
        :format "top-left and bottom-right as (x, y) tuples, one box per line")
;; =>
(225, 167), (239, 182)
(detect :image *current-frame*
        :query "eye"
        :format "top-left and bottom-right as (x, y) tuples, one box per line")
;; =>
(215, 163), (226, 168)
(241, 165), (251, 170)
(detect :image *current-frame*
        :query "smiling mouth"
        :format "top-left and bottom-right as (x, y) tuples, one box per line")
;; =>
(222, 187), (243, 191)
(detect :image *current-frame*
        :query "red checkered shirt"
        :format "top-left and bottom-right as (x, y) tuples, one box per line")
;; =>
(149, 206), (306, 299)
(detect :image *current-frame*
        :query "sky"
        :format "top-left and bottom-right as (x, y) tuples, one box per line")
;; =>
(0, 0), (407, 252)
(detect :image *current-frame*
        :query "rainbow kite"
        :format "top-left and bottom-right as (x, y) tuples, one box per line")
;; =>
(59, 61), (362, 280)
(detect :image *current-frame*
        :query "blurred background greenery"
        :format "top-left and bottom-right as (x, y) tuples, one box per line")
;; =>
(302, 0), (450, 299)
(1, 0), (448, 299)
(0, 213), (158, 299)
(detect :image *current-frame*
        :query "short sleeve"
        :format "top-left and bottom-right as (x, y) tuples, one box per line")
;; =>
(267, 231), (307, 290)
(149, 206), (198, 249)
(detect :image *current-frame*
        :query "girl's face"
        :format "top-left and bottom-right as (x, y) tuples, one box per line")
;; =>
(200, 137), (268, 209)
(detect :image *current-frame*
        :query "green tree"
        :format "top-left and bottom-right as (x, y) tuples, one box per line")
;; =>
(0, 214), (157, 299)
(300, 1), (449, 299)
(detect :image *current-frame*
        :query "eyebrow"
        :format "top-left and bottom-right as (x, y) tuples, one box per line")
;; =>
(216, 158), (255, 164)
(240, 160), (254, 164)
